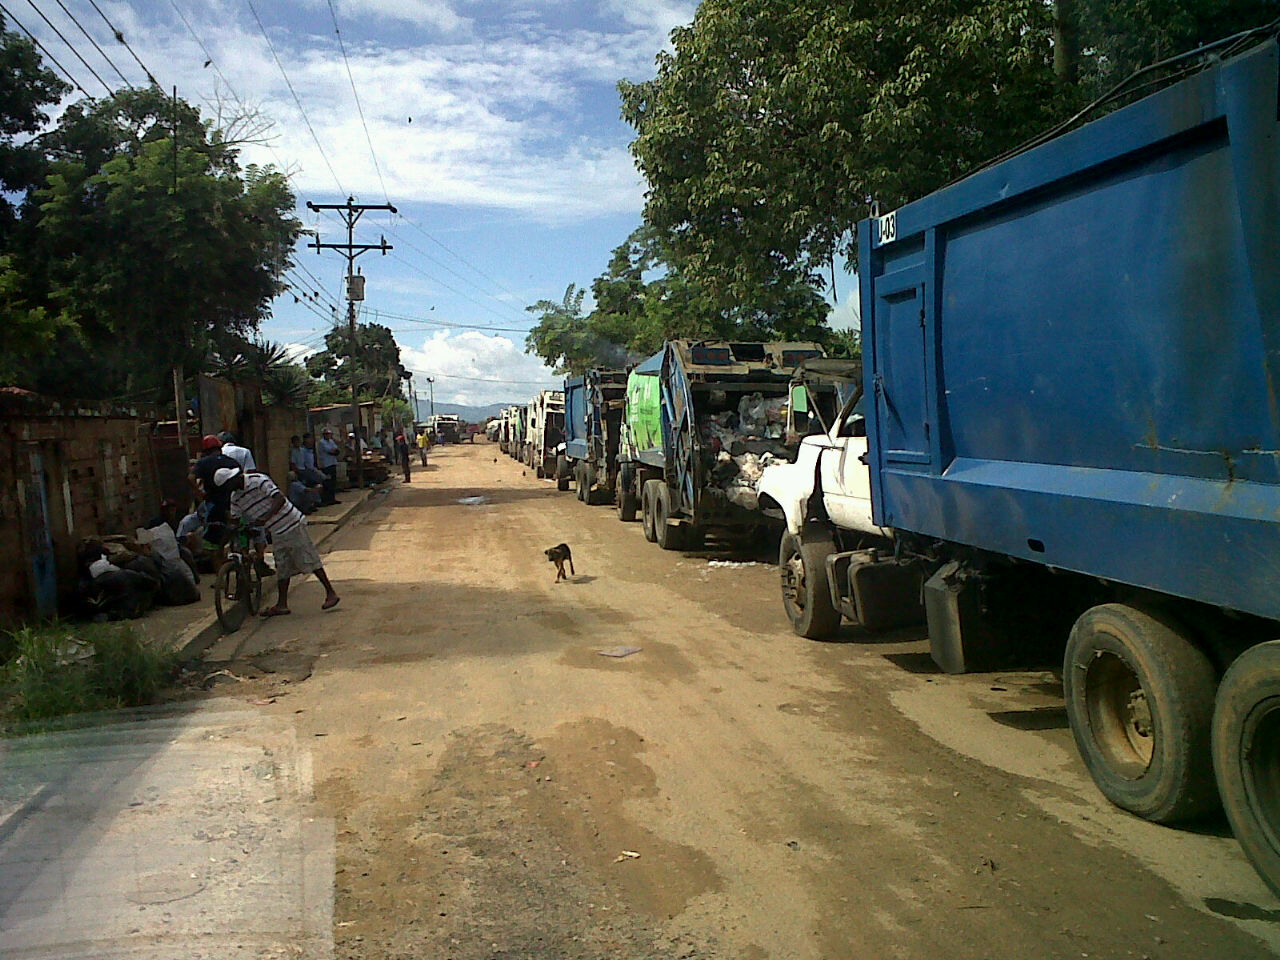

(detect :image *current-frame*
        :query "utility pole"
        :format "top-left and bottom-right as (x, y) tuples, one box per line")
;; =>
(426, 377), (435, 418)
(305, 196), (396, 489)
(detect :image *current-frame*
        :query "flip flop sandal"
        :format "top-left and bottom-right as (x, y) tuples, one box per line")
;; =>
(261, 606), (291, 618)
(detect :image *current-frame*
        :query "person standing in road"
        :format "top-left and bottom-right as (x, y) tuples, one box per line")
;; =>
(395, 434), (411, 482)
(214, 466), (340, 616)
(220, 432), (257, 471)
(316, 427), (341, 505)
(417, 428), (429, 466)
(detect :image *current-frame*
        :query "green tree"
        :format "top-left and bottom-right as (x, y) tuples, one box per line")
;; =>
(620, 0), (1064, 298)
(526, 229), (833, 375)
(12, 87), (297, 400)
(524, 284), (596, 374)
(0, 16), (67, 226)
(305, 322), (406, 399)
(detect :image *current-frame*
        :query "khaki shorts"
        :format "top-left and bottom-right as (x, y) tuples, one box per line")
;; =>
(270, 522), (323, 580)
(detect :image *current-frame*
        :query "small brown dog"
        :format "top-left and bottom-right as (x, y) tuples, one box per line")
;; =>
(545, 543), (574, 582)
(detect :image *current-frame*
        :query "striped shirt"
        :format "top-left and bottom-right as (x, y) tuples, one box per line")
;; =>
(230, 473), (303, 537)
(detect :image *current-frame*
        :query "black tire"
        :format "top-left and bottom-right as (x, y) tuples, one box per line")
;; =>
(214, 559), (248, 633)
(581, 463), (600, 505)
(1214, 640), (1280, 897)
(654, 484), (683, 550)
(1063, 604), (1219, 823)
(616, 473), (638, 522)
(642, 479), (661, 542)
(778, 528), (840, 639)
(556, 456), (570, 491)
(244, 561), (263, 616)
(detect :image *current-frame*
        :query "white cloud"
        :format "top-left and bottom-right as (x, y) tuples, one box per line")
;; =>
(297, 0), (472, 33)
(400, 329), (560, 406)
(601, 0), (695, 42)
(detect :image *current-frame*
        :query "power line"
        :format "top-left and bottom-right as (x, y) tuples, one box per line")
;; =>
(83, 0), (158, 85)
(50, 0), (129, 85)
(364, 306), (531, 335)
(386, 220), (528, 323)
(406, 370), (558, 386)
(0, 2), (91, 96)
(244, 0), (346, 196)
(387, 249), (531, 329)
(325, 0), (388, 203)
(395, 210), (525, 303)
(22, 0), (111, 93)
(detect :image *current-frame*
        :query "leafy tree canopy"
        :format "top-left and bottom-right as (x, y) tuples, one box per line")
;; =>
(618, 0), (1277, 304)
(526, 227), (832, 375)
(305, 322), (407, 401)
(2, 85), (297, 401)
(0, 16), (66, 218)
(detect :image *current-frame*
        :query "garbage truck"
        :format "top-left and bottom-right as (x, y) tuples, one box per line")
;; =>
(757, 31), (1280, 896)
(616, 339), (823, 549)
(525, 390), (565, 478)
(559, 369), (627, 500)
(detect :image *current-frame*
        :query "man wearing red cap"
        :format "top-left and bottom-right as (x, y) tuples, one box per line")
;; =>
(190, 436), (240, 547)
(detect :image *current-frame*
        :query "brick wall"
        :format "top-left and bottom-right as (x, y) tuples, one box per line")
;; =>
(0, 411), (162, 626)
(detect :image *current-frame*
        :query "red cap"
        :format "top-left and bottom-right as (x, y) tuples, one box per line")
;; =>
(201, 434), (222, 451)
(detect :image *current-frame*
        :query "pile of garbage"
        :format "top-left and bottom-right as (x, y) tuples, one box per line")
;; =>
(701, 392), (791, 510)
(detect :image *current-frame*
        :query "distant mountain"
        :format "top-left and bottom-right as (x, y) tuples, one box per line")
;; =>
(411, 400), (510, 423)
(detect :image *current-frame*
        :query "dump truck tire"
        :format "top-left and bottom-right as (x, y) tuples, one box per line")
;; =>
(1064, 604), (1219, 823)
(1214, 640), (1280, 897)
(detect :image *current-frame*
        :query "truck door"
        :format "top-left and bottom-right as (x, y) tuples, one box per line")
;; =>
(872, 268), (931, 465)
(661, 346), (698, 514)
(819, 398), (878, 535)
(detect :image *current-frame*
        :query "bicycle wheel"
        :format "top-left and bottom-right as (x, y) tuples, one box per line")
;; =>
(245, 560), (263, 616)
(214, 559), (248, 632)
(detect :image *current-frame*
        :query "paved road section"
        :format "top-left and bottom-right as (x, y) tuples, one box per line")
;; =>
(0, 707), (333, 959)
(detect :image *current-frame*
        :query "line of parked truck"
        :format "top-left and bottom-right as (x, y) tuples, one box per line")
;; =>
(492, 35), (1280, 897)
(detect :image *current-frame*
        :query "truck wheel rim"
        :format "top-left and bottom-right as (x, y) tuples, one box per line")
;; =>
(1084, 651), (1154, 776)
(1242, 696), (1280, 854)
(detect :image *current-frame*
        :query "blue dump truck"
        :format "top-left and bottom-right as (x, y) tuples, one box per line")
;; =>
(617, 339), (823, 549)
(824, 33), (1280, 893)
(558, 369), (627, 500)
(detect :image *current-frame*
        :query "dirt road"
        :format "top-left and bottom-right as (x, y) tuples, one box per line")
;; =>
(209, 441), (1280, 960)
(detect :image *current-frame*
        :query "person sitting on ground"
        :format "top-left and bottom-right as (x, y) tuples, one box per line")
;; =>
(287, 470), (321, 514)
(213, 466), (340, 616)
(290, 434), (327, 487)
(220, 431), (257, 471)
(315, 428), (341, 505)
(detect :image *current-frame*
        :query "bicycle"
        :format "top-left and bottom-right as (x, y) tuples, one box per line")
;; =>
(213, 523), (265, 632)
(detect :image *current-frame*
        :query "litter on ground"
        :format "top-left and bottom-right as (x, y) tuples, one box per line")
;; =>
(597, 646), (642, 658)
(456, 496), (488, 505)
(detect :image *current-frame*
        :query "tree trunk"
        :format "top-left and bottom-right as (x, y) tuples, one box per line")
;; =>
(1054, 0), (1078, 84)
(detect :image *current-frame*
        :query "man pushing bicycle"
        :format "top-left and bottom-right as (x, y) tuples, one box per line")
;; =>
(212, 467), (341, 617)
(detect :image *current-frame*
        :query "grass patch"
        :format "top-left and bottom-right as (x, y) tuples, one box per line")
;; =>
(0, 621), (179, 731)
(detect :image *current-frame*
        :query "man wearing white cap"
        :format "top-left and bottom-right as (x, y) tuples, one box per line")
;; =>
(213, 467), (340, 616)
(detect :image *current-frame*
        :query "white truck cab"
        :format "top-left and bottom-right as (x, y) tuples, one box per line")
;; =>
(757, 364), (918, 638)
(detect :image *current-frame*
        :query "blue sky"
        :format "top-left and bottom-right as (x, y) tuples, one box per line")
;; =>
(16, 0), (857, 406)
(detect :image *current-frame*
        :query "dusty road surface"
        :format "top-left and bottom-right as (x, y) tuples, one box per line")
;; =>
(207, 441), (1280, 960)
